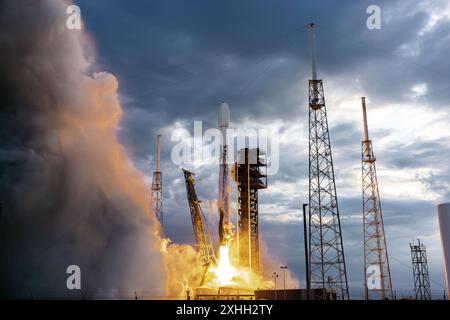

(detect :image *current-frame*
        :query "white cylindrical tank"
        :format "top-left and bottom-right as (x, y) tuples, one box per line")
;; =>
(438, 202), (450, 299)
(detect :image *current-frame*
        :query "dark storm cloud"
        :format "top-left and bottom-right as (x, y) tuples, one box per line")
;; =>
(385, 140), (450, 169)
(76, 0), (371, 149)
(75, 0), (450, 169)
(330, 122), (362, 149)
(76, 0), (447, 127)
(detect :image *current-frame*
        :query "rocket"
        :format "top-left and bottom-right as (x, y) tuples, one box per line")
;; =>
(218, 102), (231, 245)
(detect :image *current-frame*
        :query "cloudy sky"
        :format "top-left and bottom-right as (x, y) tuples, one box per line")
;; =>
(76, 0), (450, 298)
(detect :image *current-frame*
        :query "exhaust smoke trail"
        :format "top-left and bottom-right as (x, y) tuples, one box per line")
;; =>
(0, 0), (165, 298)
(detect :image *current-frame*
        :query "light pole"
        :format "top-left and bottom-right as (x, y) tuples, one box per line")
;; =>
(281, 266), (288, 300)
(272, 272), (279, 300)
(302, 203), (310, 300)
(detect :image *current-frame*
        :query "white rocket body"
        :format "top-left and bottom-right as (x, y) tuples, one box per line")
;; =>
(218, 102), (230, 128)
(218, 102), (231, 245)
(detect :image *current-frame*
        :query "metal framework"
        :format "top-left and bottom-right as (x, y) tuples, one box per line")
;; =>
(233, 148), (267, 273)
(361, 97), (393, 300)
(183, 169), (216, 267)
(151, 134), (163, 236)
(410, 239), (432, 300)
(307, 23), (349, 300)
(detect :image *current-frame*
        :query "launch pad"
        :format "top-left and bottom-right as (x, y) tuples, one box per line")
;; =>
(194, 287), (256, 300)
(193, 288), (337, 300)
(181, 103), (270, 298)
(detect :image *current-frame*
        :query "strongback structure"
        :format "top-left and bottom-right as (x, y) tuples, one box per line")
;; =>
(410, 239), (432, 300)
(232, 148), (267, 273)
(183, 169), (216, 267)
(307, 23), (349, 299)
(151, 134), (163, 236)
(361, 97), (393, 300)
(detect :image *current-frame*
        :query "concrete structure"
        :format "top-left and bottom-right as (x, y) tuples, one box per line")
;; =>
(438, 203), (450, 299)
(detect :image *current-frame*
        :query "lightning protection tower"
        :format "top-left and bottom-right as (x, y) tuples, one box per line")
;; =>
(410, 239), (432, 300)
(361, 97), (393, 300)
(151, 134), (163, 236)
(307, 23), (349, 300)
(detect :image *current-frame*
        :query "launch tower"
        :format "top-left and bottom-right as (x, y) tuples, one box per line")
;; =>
(233, 148), (267, 273)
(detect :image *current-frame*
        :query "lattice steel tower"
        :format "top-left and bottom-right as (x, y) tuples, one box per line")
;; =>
(151, 134), (163, 236)
(307, 23), (349, 300)
(410, 239), (432, 300)
(232, 148), (267, 273)
(361, 97), (393, 300)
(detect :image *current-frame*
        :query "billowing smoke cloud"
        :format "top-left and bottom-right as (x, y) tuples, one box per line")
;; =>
(0, 0), (165, 298)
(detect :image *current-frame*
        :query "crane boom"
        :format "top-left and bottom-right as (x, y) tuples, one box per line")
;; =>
(182, 169), (216, 266)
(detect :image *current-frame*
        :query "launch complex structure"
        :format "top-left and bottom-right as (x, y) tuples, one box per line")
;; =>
(216, 102), (267, 274)
(146, 23), (444, 301)
(233, 148), (267, 273)
(182, 102), (268, 276)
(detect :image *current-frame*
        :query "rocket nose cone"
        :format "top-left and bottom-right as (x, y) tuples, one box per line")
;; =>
(218, 102), (230, 128)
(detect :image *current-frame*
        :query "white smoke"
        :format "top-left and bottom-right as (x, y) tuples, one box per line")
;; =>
(0, 0), (165, 298)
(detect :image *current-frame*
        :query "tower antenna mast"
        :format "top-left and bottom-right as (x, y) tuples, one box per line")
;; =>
(306, 23), (349, 299)
(361, 97), (393, 300)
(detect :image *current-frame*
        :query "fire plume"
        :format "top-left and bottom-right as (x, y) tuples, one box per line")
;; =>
(205, 244), (273, 292)
(212, 245), (238, 286)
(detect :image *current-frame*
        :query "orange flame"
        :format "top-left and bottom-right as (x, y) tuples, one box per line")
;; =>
(204, 243), (273, 291)
(212, 245), (238, 286)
